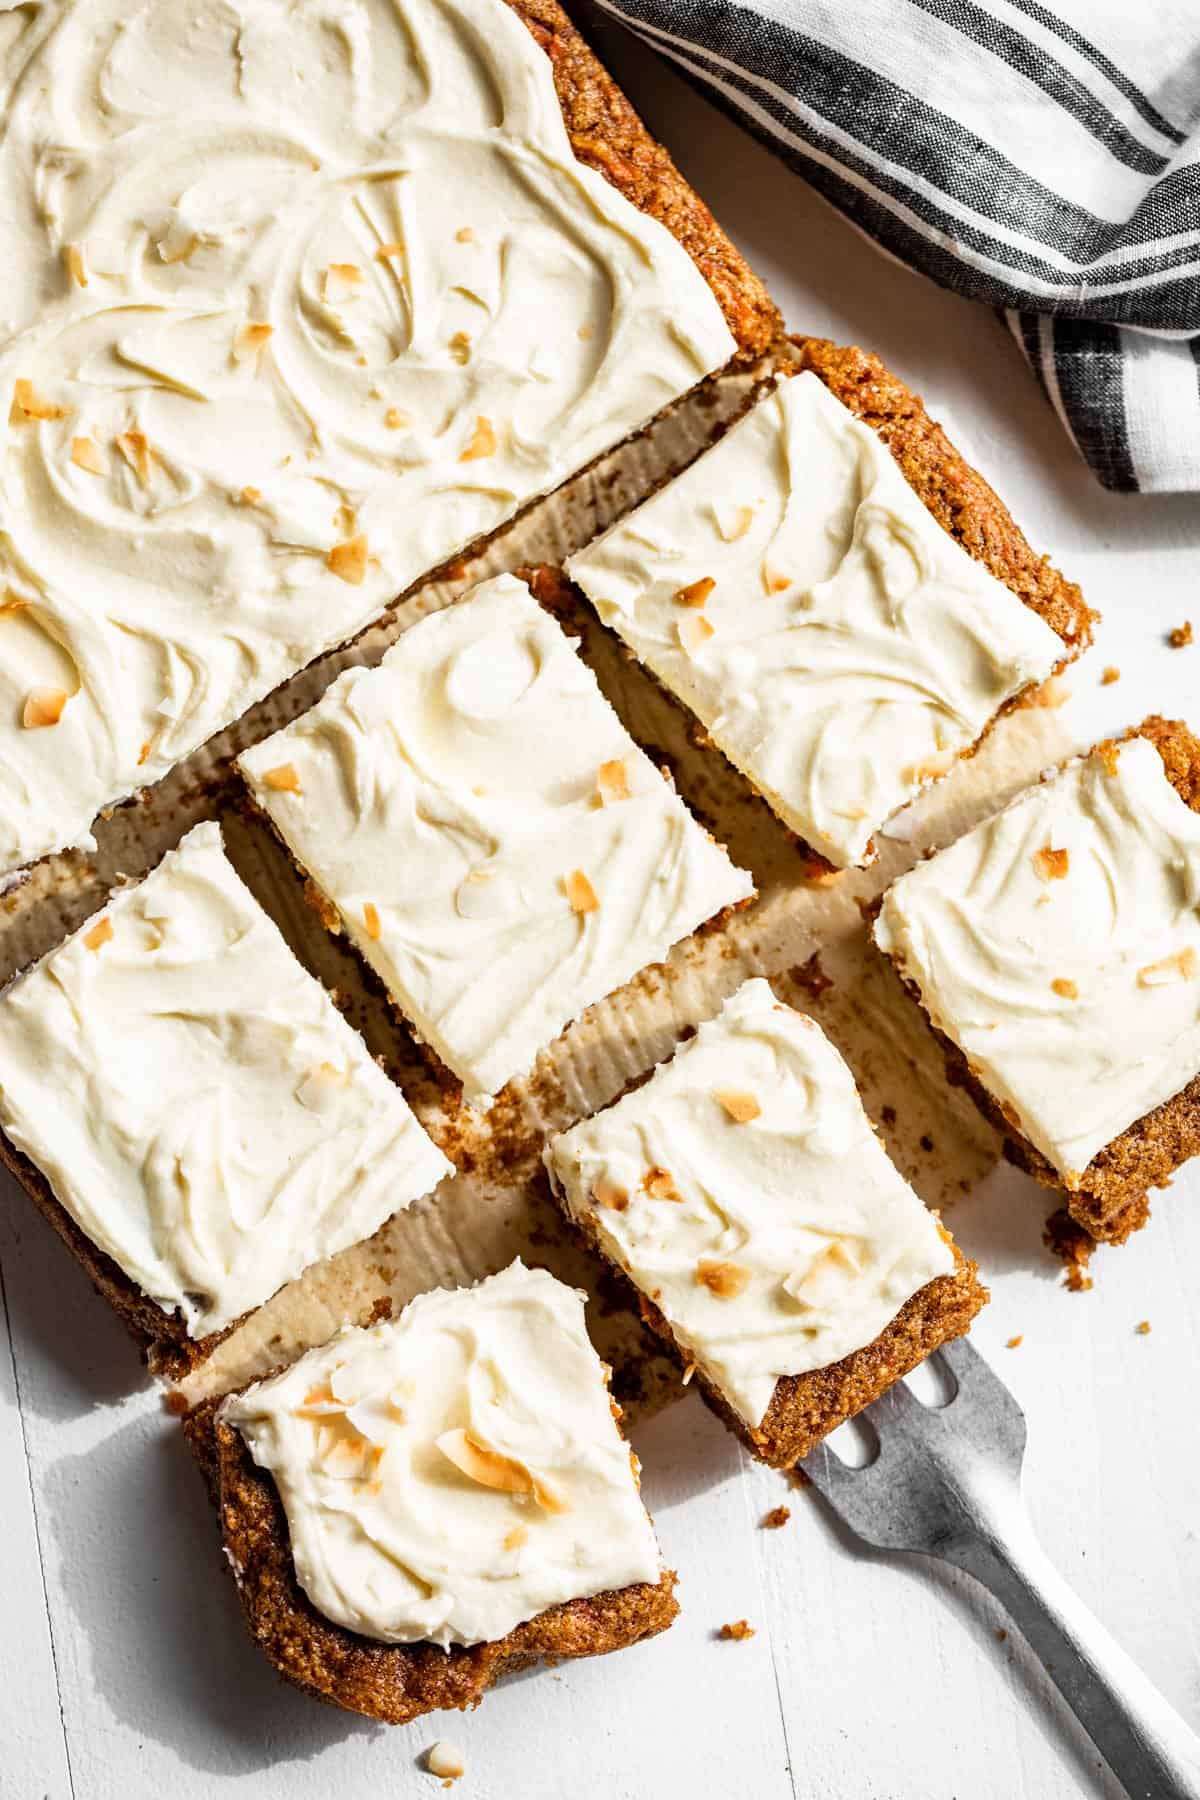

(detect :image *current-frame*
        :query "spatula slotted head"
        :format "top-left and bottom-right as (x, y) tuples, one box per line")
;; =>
(800, 1338), (1028, 1557)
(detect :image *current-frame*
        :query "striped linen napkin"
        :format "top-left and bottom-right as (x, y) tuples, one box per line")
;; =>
(594, 0), (1200, 494)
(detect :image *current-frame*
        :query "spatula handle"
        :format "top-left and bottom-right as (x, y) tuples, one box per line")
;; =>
(951, 1518), (1200, 1800)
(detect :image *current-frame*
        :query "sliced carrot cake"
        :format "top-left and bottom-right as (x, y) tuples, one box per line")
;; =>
(0, 821), (451, 1373)
(544, 978), (985, 1466)
(239, 575), (753, 1101)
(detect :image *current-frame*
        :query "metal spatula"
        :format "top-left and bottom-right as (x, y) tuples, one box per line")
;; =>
(802, 1337), (1200, 1800)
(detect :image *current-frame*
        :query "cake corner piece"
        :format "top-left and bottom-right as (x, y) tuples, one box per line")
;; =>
(184, 1261), (678, 1723)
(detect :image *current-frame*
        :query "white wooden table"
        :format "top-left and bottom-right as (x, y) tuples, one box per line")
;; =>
(4, 25), (1199, 1800)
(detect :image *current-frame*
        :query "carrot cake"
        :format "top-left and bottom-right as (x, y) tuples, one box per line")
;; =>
(567, 362), (1090, 868)
(0, 0), (773, 879)
(874, 717), (1200, 1241)
(0, 821), (452, 1373)
(186, 1262), (677, 1722)
(239, 575), (754, 1101)
(543, 978), (985, 1466)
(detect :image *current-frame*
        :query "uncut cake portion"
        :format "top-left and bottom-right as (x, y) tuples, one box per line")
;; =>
(874, 717), (1200, 1244)
(240, 575), (754, 1101)
(0, 0), (774, 879)
(185, 1262), (677, 1723)
(568, 358), (1092, 868)
(544, 979), (985, 1467)
(0, 821), (452, 1375)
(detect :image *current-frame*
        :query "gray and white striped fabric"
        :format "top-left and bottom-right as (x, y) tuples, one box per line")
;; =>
(595, 0), (1200, 493)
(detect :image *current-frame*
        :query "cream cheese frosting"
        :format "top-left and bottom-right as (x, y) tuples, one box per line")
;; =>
(874, 735), (1200, 1184)
(566, 372), (1064, 868)
(0, 819), (452, 1336)
(220, 1260), (662, 1646)
(0, 0), (735, 876)
(239, 575), (754, 1099)
(544, 978), (955, 1429)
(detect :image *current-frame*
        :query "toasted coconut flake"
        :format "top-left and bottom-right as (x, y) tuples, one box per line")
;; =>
(263, 762), (302, 794)
(459, 414), (497, 461)
(321, 1434), (372, 1479)
(696, 1258), (750, 1300)
(362, 901), (382, 940)
(1136, 1319), (1152, 1335)
(436, 1428), (568, 1512)
(678, 613), (715, 657)
(84, 916), (113, 952)
(64, 244), (88, 288)
(70, 436), (106, 475)
(1051, 977), (1079, 999)
(674, 576), (715, 609)
(374, 241), (404, 260)
(448, 330), (471, 364)
(323, 262), (363, 303)
(455, 226), (475, 244)
(327, 533), (368, 584)
(714, 1088), (761, 1123)
(384, 406), (411, 430)
(1101, 665), (1120, 685)
(564, 868), (599, 914)
(12, 378), (68, 423)
(644, 1165), (680, 1202)
(239, 484), (262, 504)
(1137, 946), (1198, 987)
(591, 1179), (629, 1212)
(1006, 1334), (1023, 1349)
(233, 321), (273, 363)
(762, 563), (791, 594)
(716, 502), (756, 542)
(115, 430), (151, 485)
(596, 758), (629, 805)
(297, 1061), (349, 1112)
(22, 686), (68, 729)
(137, 737), (154, 766)
(503, 1524), (528, 1551)
(1033, 844), (1069, 882)
(0, 589), (29, 616)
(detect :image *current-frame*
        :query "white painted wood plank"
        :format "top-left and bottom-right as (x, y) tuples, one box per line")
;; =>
(0, 1203), (74, 1800)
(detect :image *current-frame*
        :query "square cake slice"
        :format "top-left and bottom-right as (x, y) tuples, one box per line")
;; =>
(0, 0), (776, 879)
(240, 574), (754, 1100)
(0, 821), (452, 1374)
(567, 364), (1088, 868)
(543, 978), (985, 1466)
(874, 717), (1200, 1243)
(186, 1261), (676, 1723)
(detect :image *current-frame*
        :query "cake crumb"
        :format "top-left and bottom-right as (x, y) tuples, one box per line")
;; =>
(718, 1619), (755, 1641)
(426, 1741), (466, 1782)
(1043, 1209), (1094, 1292)
(790, 952), (832, 999)
(1136, 1319), (1152, 1335)
(1005, 1334), (1023, 1349)
(1168, 621), (1193, 649)
(996, 1628), (1008, 1643)
(761, 1505), (791, 1530)
(1100, 665), (1120, 685)
(162, 1388), (189, 1416)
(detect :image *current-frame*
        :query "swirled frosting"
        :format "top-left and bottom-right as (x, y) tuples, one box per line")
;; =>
(221, 1261), (662, 1646)
(0, 0), (734, 875)
(544, 978), (955, 1429)
(567, 372), (1064, 868)
(0, 819), (452, 1335)
(875, 736), (1200, 1183)
(239, 575), (754, 1099)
